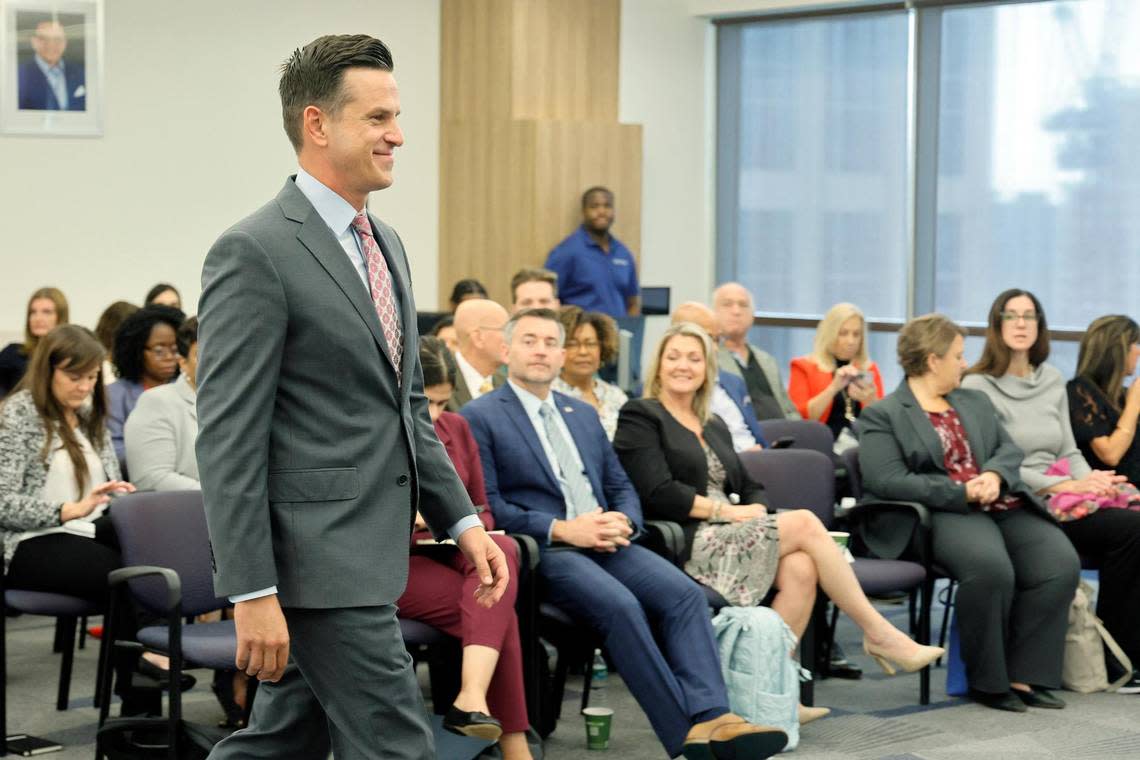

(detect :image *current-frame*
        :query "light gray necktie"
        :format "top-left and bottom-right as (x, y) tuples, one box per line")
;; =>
(539, 404), (594, 519)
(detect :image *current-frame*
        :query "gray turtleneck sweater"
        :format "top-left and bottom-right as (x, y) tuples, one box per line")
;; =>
(960, 363), (1092, 494)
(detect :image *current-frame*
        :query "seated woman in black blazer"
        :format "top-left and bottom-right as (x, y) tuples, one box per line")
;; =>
(614, 322), (942, 681)
(857, 313), (1079, 712)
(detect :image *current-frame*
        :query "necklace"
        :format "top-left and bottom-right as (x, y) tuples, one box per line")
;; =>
(843, 389), (856, 422)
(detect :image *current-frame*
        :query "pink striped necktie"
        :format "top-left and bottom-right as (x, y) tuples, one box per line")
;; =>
(352, 211), (403, 378)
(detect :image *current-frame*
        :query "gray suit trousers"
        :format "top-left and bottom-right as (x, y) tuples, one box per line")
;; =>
(932, 508), (1079, 693)
(208, 604), (432, 760)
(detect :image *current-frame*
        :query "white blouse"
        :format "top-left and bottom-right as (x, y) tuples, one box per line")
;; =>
(19, 426), (109, 544)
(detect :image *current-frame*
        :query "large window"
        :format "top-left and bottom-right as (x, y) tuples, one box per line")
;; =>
(718, 0), (1140, 387)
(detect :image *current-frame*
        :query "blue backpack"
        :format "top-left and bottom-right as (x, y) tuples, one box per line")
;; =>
(711, 606), (806, 751)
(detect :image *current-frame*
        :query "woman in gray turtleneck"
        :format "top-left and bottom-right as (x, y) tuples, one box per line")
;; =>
(962, 289), (1140, 691)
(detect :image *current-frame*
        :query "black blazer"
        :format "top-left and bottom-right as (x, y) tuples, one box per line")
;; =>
(855, 380), (1047, 518)
(614, 398), (767, 561)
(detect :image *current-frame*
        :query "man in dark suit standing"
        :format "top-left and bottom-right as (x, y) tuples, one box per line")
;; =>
(17, 20), (86, 111)
(196, 35), (509, 759)
(462, 308), (786, 760)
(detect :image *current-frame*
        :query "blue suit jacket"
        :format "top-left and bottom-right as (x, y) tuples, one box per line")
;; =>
(719, 372), (769, 447)
(461, 384), (643, 542)
(18, 59), (86, 111)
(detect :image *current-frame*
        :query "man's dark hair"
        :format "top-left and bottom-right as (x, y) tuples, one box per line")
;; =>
(581, 186), (614, 209)
(448, 278), (489, 310)
(279, 35), (394, 152)
(112, 305), (185, 382)
(176, 316), (199, 359)
(510, 268), (558, 302)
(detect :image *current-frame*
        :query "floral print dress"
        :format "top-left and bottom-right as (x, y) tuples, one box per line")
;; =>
(684, 444), (780, 606)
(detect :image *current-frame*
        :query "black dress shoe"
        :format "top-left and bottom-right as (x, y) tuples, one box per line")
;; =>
(443, 705), (502, 741)
(968, 689), (1028, 712)
(135, 658), (197, 692)
(1014, 686), (1066, 709)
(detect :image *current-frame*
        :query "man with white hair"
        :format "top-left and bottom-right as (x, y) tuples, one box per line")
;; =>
(713, 282), (800, 421)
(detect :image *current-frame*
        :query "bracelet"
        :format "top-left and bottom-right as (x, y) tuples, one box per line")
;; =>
(709, 501), (723, 522)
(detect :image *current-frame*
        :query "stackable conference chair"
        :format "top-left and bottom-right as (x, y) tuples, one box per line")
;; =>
(839, 447), (949, 705)
(96, 490), (241, 759)
(739, 448), (928, 702)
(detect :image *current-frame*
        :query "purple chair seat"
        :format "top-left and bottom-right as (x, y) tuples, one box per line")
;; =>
(137, 619), (237, 671)
(5, 590), (99, 617)
(850, 559), (926, 597)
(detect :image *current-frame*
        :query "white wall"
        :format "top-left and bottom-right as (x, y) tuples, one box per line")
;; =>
(0, 0), (441, 335)
(620, 0), (718, 357)
(0, 0), (717, 356)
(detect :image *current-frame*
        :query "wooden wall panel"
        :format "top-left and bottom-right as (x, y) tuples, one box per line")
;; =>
(439, 119), (538, 306)
(510, 0), (620, 122)
(439, 0), (640, 309)
(532, 121), (643, 261)
(440, 0), (514, 123)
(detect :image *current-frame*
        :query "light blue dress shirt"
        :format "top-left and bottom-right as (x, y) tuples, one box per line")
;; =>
(506, 379), (599, 543)
(230, 169), (481, 604)
(34, 55), (68, 110)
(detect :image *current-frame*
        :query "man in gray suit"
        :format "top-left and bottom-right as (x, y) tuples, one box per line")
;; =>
(713, 282), (801, 421)
(196, 35), (509, 759)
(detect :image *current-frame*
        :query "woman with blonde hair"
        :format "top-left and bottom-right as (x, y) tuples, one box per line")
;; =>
(0, 287), (69, 397)
(615, 322), (942, 699)
(1068, 315), (1140, 486)
(788, 303), (883, 444)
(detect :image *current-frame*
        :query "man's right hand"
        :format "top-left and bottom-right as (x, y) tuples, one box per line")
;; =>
(552, 508), (633, 552)
(234, 594), (290, 682)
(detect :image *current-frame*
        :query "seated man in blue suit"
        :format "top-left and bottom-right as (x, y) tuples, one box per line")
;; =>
(18, 20), (86, 111)
(462, 308), (786, 760)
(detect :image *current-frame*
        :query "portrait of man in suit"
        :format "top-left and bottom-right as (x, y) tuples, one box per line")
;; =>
(16, 15), (87, 111)
(195, 34), (509, 759)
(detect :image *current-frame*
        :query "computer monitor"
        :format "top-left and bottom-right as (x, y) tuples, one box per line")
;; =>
(640, 286), (670, 316)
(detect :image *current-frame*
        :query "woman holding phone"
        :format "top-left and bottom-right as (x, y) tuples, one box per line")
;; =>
(789, 303), (884, 448)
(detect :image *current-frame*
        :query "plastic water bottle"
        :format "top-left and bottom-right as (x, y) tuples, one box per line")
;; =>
(591, 648), (608, 688)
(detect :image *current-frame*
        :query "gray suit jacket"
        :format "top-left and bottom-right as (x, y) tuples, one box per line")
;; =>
(717, 345), (800, 420)
(196, 178), (474, 608)
(125, 375), (200, 492)
(855, 380), (1047, 518)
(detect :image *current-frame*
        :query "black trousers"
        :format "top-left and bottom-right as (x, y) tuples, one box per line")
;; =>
(1060, 508), (1140, 664)
(932, 508), (1080, 693)
(6, 515), (120, 602)
(6, 516), (144, 703)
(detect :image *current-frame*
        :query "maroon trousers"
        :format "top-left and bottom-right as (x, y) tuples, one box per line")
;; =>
(397, 534), (527, 733)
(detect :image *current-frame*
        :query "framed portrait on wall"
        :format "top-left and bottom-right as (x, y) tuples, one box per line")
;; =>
(0, 0), (103, 136)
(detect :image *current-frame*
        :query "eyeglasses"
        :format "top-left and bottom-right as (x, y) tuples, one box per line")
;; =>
(565, 340), (601, 352)
(145, 345), (179, 359)
(1000, 311), (1038, 323)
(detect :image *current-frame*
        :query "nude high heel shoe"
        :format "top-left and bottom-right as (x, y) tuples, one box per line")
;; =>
(798, 705), (830, 725)
(863, 636), (944, 675)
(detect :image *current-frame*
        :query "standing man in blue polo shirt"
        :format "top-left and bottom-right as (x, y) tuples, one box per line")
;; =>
(545, 186), (640, 319)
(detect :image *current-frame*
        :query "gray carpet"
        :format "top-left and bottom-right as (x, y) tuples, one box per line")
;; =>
(5, 579), (1137, 759)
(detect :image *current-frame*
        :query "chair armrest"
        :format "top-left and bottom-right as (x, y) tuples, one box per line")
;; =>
(843, 500), (933, 565)
(510, 533), (541, 573)
(108, 565), (182, 613)
(642, 520), (686, 566)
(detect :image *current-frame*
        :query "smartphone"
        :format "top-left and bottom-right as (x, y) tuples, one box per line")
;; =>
(855, 370), (874, 385)
(770, 436), (795, 450)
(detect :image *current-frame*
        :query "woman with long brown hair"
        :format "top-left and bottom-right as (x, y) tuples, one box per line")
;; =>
(0, 324), (133, 600)
(1068, 315), (1140, 486)
(963, 291), (1140, 692)
(0, 287), (69, 397)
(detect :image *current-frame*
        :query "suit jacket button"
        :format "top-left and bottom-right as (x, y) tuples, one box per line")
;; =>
(397, 474), (409, 486)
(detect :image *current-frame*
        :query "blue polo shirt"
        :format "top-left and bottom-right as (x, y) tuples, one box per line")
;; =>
(545, 226), (640, 318)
